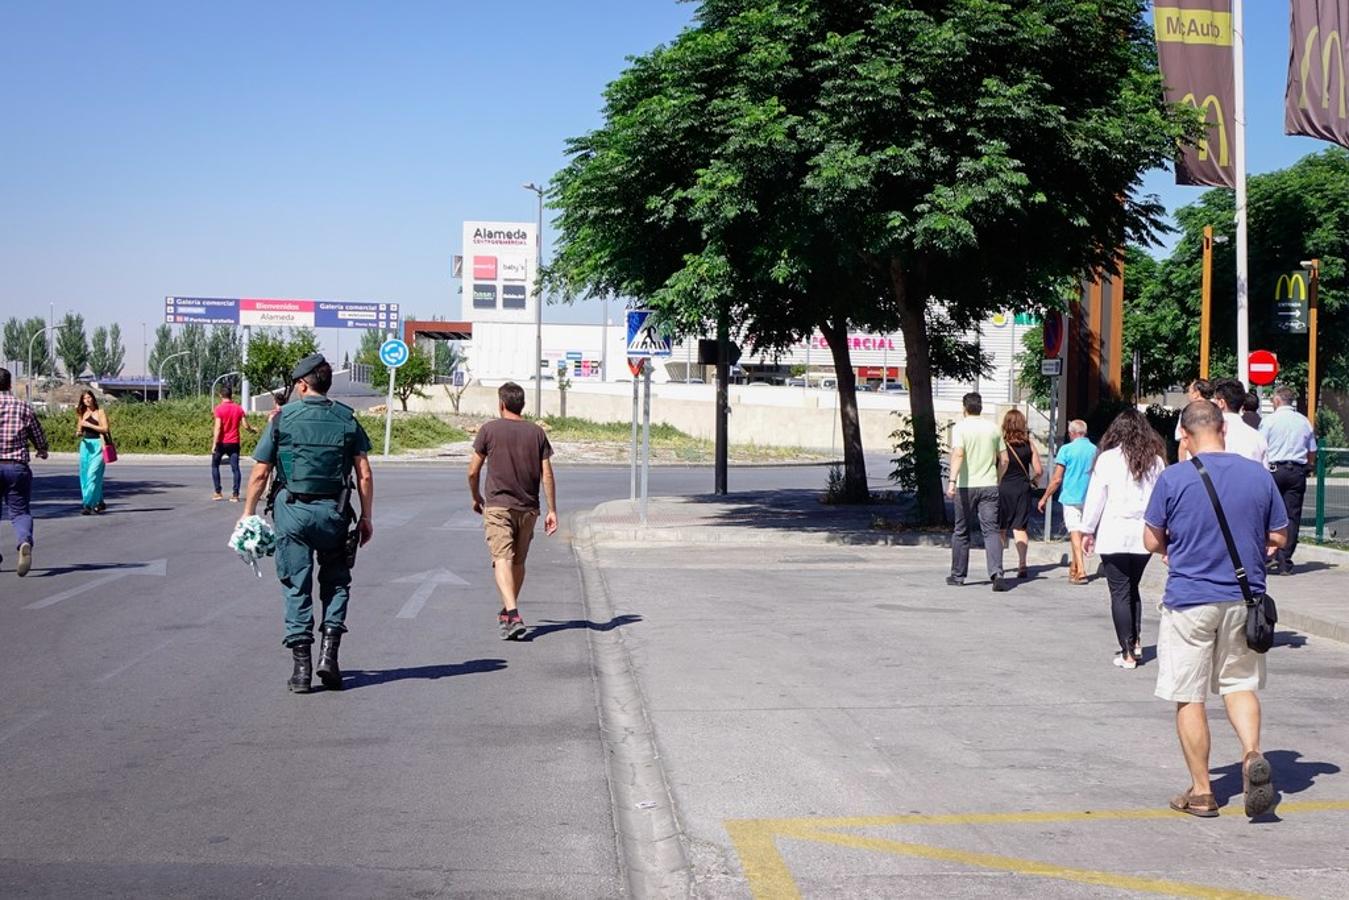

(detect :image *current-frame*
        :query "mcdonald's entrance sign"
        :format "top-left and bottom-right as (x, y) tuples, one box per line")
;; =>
(1249, 350), (1279, 387)
(1275, 270), (1311, 334)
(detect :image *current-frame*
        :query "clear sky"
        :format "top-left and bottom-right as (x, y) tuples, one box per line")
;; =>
(0, 1), (1334, 374)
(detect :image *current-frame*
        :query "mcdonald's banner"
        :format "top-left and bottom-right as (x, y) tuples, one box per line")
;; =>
(1286, 0), (1349, 148)
(1154, 2), (1236, 188)
(1274, 269), (1311, 333)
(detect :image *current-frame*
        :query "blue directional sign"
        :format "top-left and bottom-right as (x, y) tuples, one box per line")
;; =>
(379, 338), (410, 368)
(626, 309), (672, 358)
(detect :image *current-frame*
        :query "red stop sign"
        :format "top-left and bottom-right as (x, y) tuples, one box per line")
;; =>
(1248, 350), (1279, 386)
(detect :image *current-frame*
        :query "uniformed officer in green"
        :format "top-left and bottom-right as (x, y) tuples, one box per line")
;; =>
(241, 354), (375, 693)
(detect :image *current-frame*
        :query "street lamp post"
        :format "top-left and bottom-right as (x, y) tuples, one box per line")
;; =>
(141, 322), (148, 402)
(26, 324), (65, 402)
(211, 370), (242, 399)
(158, 350), (190, 402)
(524, 181), (545, 418)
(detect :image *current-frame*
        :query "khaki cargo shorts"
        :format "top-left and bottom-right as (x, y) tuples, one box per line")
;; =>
(1155, 601), (1266, 703)
(483, 507), (540, 564)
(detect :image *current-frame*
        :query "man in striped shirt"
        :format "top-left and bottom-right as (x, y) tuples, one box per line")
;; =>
(0, 368), (50, 577)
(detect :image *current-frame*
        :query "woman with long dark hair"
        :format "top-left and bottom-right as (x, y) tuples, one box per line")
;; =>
(75, 391), (111, 515)
(998, 408), (1043, 578)
(1080, 408), (1166, 669)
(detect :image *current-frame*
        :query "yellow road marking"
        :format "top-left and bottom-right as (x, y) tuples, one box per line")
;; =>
(727, 801), (1349, 899)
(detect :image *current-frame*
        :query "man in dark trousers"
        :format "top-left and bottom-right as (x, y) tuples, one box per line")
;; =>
(0, 368), (49, 577)
(1259, 385), (1317, 575)
(467, 382), (558, 639)
(241, 354), (374, 693)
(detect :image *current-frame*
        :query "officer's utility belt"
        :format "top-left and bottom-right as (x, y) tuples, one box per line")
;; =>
(286, 491), (341, 503)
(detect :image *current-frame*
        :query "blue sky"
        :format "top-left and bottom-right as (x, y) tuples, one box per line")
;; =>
(0, 1), (1333, 373)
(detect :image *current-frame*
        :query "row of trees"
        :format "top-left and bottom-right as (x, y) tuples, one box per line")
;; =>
(2, 315), (127, 380)
(1017, 148), (1349, 412)
(542, 0), (1193, 520)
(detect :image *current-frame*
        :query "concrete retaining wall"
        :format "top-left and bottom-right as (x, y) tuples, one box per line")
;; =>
(408, 382), (1024, 451)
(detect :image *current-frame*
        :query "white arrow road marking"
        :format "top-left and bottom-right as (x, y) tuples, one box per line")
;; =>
(24, 559), (169, 610)
(394, 568), (471, 619)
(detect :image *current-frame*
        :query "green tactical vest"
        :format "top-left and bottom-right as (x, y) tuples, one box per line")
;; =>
(274, 398), (360, 495)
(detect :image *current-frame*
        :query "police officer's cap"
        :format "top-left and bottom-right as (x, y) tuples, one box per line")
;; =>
(291, 353), (328, 382)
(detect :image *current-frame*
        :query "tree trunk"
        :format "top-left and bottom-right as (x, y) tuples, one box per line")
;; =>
(819, 318), (869, 502)
(890, 259), (947, 525)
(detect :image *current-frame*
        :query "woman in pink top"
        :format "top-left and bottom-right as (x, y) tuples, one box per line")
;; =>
(211, 387), (256, 501)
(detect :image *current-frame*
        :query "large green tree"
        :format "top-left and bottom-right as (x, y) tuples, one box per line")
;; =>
(3, 318), (26, 368)
(546, 0), (1189, 520)
(56, 313), (89, 382)
(240, 328), (321, 397)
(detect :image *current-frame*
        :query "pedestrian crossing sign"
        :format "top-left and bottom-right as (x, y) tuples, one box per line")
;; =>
(626, 310), (672, 358)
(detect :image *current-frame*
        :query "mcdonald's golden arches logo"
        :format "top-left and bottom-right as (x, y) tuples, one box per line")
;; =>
(1276, 271), (1309, 301)
(1180, 93), (1230, 166)
(1299, 26), (1347, 118)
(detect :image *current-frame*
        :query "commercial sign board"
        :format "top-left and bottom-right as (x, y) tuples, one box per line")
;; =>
(1154, 3), (1236, 187)
(1274, 270), (1310, 334)
(462, 221), (536, 322)
(1287, 0), (1349, 149)
(165, 297), (400, 330)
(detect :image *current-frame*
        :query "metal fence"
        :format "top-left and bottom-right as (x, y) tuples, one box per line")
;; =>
(1314, 447), (1348, 544)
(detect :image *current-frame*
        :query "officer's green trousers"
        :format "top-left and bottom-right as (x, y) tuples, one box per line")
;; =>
(273, 492), (351, 647)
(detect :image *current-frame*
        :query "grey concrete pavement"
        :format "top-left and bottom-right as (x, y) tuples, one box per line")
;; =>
(577, 498), (1349, 898)
(0, 459), (833, 898)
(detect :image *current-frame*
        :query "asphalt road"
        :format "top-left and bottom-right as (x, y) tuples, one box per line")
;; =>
(0, 459), (837, 898)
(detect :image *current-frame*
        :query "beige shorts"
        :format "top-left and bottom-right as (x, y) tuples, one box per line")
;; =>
(1155, 602), (1266, 703)
(1061, 503), (1085, 532)
(483, 507), (539, 563)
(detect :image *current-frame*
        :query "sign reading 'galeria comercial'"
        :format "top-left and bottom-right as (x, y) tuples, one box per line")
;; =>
(1154, 2), (1236, 188)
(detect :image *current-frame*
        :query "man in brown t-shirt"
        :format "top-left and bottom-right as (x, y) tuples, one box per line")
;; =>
(468, 382), (558, 640)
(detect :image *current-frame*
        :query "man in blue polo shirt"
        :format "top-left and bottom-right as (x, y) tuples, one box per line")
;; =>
(1144, 400), (1286, 820)
(1038, 419), (1095, 584)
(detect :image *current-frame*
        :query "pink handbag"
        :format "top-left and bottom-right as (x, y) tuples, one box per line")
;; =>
(102, 435), (118, 464)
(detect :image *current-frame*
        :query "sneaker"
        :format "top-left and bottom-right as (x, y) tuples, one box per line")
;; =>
(945, 575), (964, 586)
(497, 611), (511, 640)
(503, 613), (528, 641)
(1113, 653), (1137, 670)
(991, 576), (1010, 593)
(17, 542), (32, 578)
(229, 495), (240, 503)
(1243, 751), (1276, 817)
(212, 493), (225, 502)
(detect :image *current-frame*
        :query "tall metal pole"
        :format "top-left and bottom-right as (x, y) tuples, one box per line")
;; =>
(601, 295), (609, 382)
(640, 364), (652, 525)
(1200, 226), (1213, 379)
(524, 182), (545, 417)
(158, 350), (189, 402)
(383, 329), (395, 459)
(1233, 0), (1250, 385)
(714, 311), (730, 495)
(1307, 258), (1321, 426)
(630, 361), (640, 501)
(241, 325), (252, 411)
(27, 326), (61, 402)
(141, 322), (148, 402)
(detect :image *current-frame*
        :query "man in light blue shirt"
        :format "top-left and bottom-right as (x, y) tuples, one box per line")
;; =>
(1038, 419), (1096, 583)
(1259, 385), (1317, 574)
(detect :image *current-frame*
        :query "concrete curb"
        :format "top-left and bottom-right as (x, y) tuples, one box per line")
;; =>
(571, 513), (693, 899)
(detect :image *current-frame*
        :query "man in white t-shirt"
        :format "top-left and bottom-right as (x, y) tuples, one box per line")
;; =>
(1213, 379), (1268, 465)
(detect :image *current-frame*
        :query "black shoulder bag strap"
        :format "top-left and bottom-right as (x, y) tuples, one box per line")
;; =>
(1189, 457), (1254, 608)
(263, 412), (285, 516)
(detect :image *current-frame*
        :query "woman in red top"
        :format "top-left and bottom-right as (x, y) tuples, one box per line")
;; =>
(211, 386), (257, 501)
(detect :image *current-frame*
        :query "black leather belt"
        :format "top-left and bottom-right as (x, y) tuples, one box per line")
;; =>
(287, 491), (340, 503)
(1270, 461), (1306, 467)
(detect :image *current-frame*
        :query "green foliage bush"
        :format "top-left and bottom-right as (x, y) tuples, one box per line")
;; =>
(38, 399), (465, 456)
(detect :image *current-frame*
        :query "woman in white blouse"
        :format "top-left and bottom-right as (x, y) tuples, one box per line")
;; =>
(1080, 408), (1166, 670)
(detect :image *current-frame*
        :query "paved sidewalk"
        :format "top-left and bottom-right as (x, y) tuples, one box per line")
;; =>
(577, 492), (1349, 898)
(586, 492), (1349, 646)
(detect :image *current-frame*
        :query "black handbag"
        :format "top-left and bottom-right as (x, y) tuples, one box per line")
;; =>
(1190, 458), (1278, 653)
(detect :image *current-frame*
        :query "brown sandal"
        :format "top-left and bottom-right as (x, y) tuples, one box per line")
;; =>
(1170, 788), (1219, 818)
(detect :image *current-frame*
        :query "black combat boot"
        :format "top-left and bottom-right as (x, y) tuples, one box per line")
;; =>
(316, 626), (343, 691)
(288, 644), (313, 693)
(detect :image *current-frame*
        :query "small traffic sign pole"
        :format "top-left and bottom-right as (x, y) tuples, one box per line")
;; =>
(379, 337), (410, 459)
(629, 358), (642, 501)
(1308, 258), (1320, 426)
(641, 363), (652, 525)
